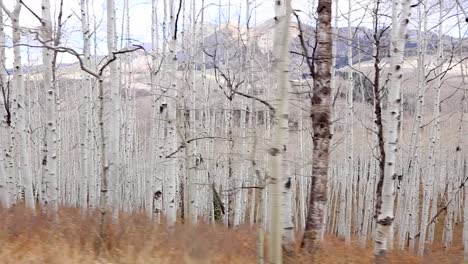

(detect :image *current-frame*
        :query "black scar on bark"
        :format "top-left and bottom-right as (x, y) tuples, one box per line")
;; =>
(154, 191), (162, 200)
(311, 95), (322, 104)
(269, 147), (280, 156)
(284, 177), (291, 189)
(377, 216), (394, 226)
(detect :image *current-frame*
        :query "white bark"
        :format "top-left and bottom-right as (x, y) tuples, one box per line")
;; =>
(427, 0), (445, 245)
(416, 0), (431, 256)
(164, 0), (178, 226)
(375, 0), (411, 260)
(41, 0), (59, 212)
(80, 0), (92, 210)
(459, 8), (468, 260)
(0, 2), (10, 208)
(106, 0), (121, 219)
(0, 142), (8, 207)
(149, 0), (160, 220)
(269, 0), (291, 262)
(1, 1), (35, 210)
(345, 2), (354, 244)
(97, 75), (109, 251)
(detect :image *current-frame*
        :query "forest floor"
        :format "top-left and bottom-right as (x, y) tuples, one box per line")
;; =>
(0, 206), (463, 264)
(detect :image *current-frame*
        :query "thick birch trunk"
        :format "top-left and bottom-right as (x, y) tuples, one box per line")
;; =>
(302, 0), (333, 255)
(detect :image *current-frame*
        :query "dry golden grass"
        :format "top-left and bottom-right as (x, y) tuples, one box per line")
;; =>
(0, 206), (464, 264)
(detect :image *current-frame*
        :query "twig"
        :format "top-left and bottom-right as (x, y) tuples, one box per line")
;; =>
(165, 136), (225, 158)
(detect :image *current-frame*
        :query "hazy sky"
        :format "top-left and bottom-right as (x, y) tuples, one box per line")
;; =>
(0, 0), (374, 66)
(1, 0), (467, 67)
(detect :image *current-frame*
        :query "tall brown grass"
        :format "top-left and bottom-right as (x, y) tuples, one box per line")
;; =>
(0, 206), (463, 263)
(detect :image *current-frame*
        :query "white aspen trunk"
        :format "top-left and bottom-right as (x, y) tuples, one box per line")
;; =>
(118, 0), (127, 214)
(427, 0), (445, 245)
(443, 161), (455, 247)
(459, 12), (468, 260)
(463, 160), (468, 261)
(92, 1), (100, 210)
(0, 3), (11, 208)
(80, 0), (92, 210)
(338, 163), (346, 238)
(370, 0), (388, 247)
(356, 158), (366, 241)
(244, 0), (255, 228)
(330, 0), (338, 138)
(122, 0), (134, 214)
(225, 99), (233, 227)
(157, 0), (170, 221)
(0, 128), (8, 207)
(345, 3), (354, 244)
(268, 1), (291, 261)
(328, 167), (337, 235)
(375, 0), (411, 261)
(98, 75), (109, 253)
(165, 0), (178, 225)
(0, 146), (7, 208)
(235, 105), (247, 227)
(428, 170), (440, 242)
(257, 165), (266, 264)
(299, 97), (306, 231)
(361, 159), (374, 245)
(179, 0), (189, 224)
(106, 0), (121, 220)
(148, 0), (160, 220)
(199, 0), (213, 224)
(416, 0), (432, 256)
(0, 1), (35, 210)
(187, 0), (198, 224)
(90, 18), (100, 209)
(398, 0), (426, 251)
(263, 103), (271, 240)
(41, 0), (59, 212)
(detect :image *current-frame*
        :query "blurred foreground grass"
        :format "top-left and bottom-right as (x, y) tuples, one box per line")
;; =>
(0, 206), (463, 263)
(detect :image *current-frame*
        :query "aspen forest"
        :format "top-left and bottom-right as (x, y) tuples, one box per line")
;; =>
(1, 0), (468, 263)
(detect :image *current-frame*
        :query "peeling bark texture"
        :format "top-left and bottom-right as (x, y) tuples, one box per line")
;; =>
(302, 0), (333, 256)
